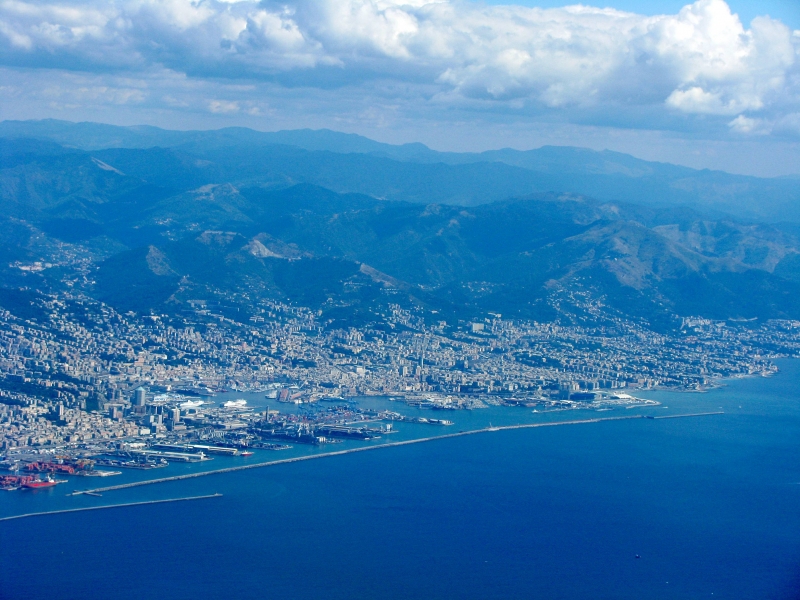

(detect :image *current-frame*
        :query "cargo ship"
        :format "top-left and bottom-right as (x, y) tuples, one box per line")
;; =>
(21, 475), (61, 489)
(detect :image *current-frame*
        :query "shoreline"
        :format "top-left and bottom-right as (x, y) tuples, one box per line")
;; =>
(646, 364), (786, 395)
(65, 412), (723, 498)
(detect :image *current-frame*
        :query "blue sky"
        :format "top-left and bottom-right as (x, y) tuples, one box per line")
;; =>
(0, 0), (798, 176)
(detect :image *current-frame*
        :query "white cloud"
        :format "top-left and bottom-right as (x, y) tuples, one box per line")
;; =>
(727, 114), (771, 135)
(0, 19), (31, 49)
(208, 99), (240, 113)
(0, 0), (797, 135)
(666, 86), (758, 115)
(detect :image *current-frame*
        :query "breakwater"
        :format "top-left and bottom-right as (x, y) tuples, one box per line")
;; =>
(69, 412), (723, 496)
(0, 493), (222, 522)
(652, 412), (724, 419)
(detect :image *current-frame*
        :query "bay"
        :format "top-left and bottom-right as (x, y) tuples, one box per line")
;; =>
(1, 360), (799, 599)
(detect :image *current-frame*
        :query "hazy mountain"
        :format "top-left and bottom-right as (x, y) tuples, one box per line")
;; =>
(0, 119), (431, 159)
(2, 132), (800, 327)
(8, 184), (800, 324)
(2, 119), (800, 223)
(81, 183), (800, 323)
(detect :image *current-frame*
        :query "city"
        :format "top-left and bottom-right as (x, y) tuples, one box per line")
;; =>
(3, 0), (800, 595)
(1, 283), (797, 474)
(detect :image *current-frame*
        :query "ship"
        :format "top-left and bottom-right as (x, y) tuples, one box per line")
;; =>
(223, 399), (247, 409)
(22, 475), (61, 489)
(176, 387), (216, 397)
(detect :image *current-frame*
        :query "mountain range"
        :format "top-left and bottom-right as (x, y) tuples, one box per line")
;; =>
(3, 119), (800, 224)
(1, 119), (799, 329)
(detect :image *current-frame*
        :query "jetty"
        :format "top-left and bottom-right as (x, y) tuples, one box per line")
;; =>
(68, 412), (723, 496)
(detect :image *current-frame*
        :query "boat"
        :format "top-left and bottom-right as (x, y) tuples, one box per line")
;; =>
(223, 399), (247, 409)
(239, 451), (254, 457)
(179, 399), (205, 409)
(176, 388), (216, 398)
(22, 475), (61, 489)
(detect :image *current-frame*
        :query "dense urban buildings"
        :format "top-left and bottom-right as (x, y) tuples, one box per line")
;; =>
(1, 286), (797, 452)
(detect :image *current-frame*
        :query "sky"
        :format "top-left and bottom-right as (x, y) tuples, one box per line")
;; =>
(0, 0), (799, 177)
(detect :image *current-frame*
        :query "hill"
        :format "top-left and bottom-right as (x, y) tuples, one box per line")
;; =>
(1, 135), (798, 327)
(2, 119), (799, 223)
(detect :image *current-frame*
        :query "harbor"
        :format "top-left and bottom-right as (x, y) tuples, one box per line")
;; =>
(66, 412), (723, 497)
(0, 382), (721, 501)
(2, 362), (796, 600)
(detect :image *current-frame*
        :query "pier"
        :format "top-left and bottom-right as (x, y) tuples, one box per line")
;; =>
(68, 412), (723, 496)
(0, 493), (223, 522)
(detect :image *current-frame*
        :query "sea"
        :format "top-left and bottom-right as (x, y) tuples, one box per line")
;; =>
(1, 360), (799, 600)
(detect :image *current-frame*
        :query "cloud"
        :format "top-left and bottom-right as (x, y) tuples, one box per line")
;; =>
(208, 99), (240, 113)
(666, 87), (759, 115)
(0, 0), (798, 138)
(727, 114), (771, 135)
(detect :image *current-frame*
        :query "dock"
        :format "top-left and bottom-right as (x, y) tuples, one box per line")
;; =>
(129, 449), (212, 463)
(152, 443), (238, 456)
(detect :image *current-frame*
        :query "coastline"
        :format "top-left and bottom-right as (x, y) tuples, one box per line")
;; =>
(66, 412), (722, 498)
(649, 359), (787, 394)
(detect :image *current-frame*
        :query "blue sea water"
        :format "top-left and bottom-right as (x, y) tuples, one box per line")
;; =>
(1, 361), (800, 600)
